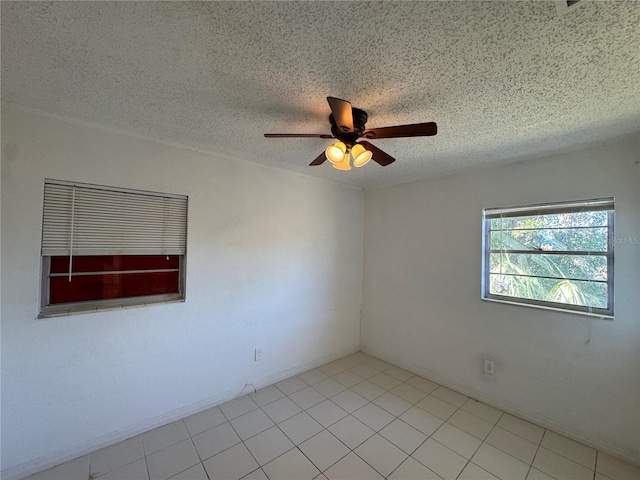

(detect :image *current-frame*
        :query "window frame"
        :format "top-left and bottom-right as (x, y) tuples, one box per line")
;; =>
(39, 180), (188, 318)
(481, 198), (614, 319)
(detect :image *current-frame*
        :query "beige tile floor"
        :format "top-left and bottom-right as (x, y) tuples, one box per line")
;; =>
(25, 352), (640, 480)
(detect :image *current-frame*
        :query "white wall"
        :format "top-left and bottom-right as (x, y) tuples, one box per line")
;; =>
(362, 134), (640, 462)
(0, 104), (363, 477)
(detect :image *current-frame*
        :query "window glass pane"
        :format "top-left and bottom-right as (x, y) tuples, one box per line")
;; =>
(490, 253), (607, 281)
(50, 255), (180, 273)
(490, 211), (608, 230)
(489, 274), (608, 308)
(49, 271), (179, 304)
(490, 227), (608, 252)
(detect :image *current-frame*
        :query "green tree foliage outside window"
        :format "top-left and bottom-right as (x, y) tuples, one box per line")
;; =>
(483, 200), (613, 316)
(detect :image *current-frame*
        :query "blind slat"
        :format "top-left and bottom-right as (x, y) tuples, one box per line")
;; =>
(42, 179), (188, 256)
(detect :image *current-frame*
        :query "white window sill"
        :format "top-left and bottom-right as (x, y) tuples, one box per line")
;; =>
(38, 294), (185, 318)
(481, 297), (613, 320)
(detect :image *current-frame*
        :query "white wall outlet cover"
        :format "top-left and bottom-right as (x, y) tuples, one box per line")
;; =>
(483, 359), (495, 375)
(254, 348), (263, 361)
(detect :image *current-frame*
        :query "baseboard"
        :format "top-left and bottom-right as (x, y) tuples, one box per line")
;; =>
(1, 344), (360, 480)
(362, 347), (640, 467)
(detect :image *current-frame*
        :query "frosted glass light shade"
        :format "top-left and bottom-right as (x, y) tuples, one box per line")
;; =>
(351, 144), (372, 167)
(325, 142), (347, 164)
(332, 155), (351, 170)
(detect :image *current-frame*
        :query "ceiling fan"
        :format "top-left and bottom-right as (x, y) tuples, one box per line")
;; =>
(264, 97), (437, 170)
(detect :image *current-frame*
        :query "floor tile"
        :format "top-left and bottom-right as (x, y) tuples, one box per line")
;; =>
(351, 381), (386, 401)
(333, 356), (361, 370)
(458, 462), (500, 480)
(142, 421), (189, 456)
(90, 436), (144, 476)
(313, 378), (347, 397)
(307, 400), (348, 427)
(486, 426), (538, 464)
(541, 430), (596, 469)
(324, 452), (384, 480)
(596, 452), (640, 480)
(202, 443), (258, 479)
(416, 395), (458, 420)
(352, 403), (395, 431)
(333, 370), (364, 388)
(299, 430), (350, 471)
(318, 361), (346, 377)
(147, 438), (200, 480)
(241, 468), (269, 480)
(461, 398), (503, 423)
(289, 386), (326, 410)
(349, 364), (379, 379)
(497, 413), (545, 444)
(526, 468), (556, 480)
(431, 386), (468, 407)
(330, 389), (369, 413)
(263, 447), (320, 480)
(183, 406), (227, 436)
(359, 356), (392, 372)
(379, 418), (427, 454)
(369, 372), (403, 390)
(471, 442), (530, 480)
(298, 369), (329, 385)
(354, 434), (408, 477)
(244, 426), (294, 465)
(93, 458), (148, 480)
(384, 366), (415, 382)
(373, 392), (412, 416)
(398, 406), (444, 436)
(230, 408), (275, 440)
(168, 463), (208, 480)
(249, 385), (285, 407)
(219, 395), (258, 420)
(447, 409), (493, 439)
(29, 455), (90, 480)
(432, 422), (482, 459)
(275, 376), (308, 395)
(278, 412), (324, 445)
(532, 447), (594, 480)
(262, 396), (302, 424)
(412, 438), (467, 480)
(405, 375), (439, 394)
(390, 383), (427, 404)
(327, 415), (375, 449)
(388, 456), (443, 479)
(191, 422), (240, 460)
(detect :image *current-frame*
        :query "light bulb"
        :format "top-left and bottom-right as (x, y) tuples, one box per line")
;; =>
(325, 141), (347, 164)
(351, 144), (372, 167)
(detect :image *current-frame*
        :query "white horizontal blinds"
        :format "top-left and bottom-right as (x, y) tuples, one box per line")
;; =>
(484, 198), (614, 219)
(42, 180), (187, 256)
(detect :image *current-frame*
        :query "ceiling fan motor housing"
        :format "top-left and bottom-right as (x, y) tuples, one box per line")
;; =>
(330, 107), (368, 148)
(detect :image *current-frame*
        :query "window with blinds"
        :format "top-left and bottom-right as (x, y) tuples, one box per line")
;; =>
(482, 198), (614, 318)
(40, 179), (188, 317)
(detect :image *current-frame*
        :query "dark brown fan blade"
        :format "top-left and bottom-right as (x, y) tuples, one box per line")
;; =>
(265, 133), (333, 138)
(309, 150), (327, 166)
(327, 97), (354, 132)
(362, 122), (437, 139)
(358, 141), (396, 166)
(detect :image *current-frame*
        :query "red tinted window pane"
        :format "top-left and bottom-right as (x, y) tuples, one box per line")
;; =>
(49, 271), (179, 304)
(51, 255), (179, 273)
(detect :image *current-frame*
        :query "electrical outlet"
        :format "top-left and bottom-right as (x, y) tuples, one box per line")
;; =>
(483, 359), (495, 375)
(254, 348), (263, 362)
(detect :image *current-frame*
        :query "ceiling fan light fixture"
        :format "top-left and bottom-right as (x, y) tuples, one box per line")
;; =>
(325, 141), (347, 164)
(351, 144), (372, 167)
(331, 154), (351, 171)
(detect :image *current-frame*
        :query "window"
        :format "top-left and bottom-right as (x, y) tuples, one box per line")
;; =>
(40, 179), (188, 317)
(482, 198), (614, 317)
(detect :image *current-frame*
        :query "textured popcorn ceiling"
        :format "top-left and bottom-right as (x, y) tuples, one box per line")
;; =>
(2, 1), (640, 188)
